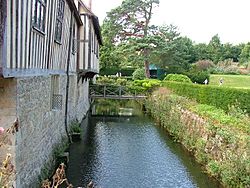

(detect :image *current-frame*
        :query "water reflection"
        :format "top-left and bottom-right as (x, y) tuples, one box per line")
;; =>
(67, 100), (221, 188)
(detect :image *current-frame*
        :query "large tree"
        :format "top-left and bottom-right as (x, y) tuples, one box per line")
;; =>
(101, 0), (159, 78)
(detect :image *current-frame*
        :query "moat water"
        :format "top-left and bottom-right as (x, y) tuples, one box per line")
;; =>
(66, 100), (221, 188)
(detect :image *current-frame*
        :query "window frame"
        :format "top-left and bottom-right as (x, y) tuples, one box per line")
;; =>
(72, 20), (77, 54)
(54, 0), (65, 43)
(32, 0), (46, 34)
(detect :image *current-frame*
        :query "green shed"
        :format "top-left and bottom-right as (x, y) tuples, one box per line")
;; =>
(149, 64), (166, 79)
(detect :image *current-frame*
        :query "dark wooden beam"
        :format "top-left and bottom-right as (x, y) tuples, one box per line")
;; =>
(66, 0), (83, 26)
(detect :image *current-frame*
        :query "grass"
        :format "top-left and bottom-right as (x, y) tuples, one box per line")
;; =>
(209, 74), (250, 88)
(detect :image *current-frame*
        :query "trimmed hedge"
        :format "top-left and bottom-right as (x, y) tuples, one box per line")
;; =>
(163, 81), (250, 113)
(164, 74), (192, 83)
(100, 68), (136, 76)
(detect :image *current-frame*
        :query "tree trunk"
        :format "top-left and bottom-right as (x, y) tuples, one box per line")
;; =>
(144, 60), (150, 78)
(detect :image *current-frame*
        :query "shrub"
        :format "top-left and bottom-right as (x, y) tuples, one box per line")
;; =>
(132, 68), (146, 80)
(70, 121), (81, 133)
(116, 78), (127, 86)
(146, 89), (250, 187)
(162, 81), (250, 114)
(164, 74), (192, 83)
(185, 70), (210, 84)
(120, 68), (136, 76)
(128, 79), (162, 94)
(194, 60), (215, 71)
(100, 68), (119, 76)
(96, 76), (116, 85)
(165, 65), (186, 74)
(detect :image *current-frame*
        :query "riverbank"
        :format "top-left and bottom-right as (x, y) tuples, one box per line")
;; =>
(145, 87), (250, 187)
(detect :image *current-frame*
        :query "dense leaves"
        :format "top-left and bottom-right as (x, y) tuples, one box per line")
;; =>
(146, 89), (250, 187)
(163, 81), (250, 113)
(100, 1), (249, 77)
(164, 74), (192, 83)
(101, 0), (160, 77)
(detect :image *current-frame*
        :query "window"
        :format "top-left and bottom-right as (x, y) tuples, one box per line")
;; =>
(32, 0), (46, 32)
(51, 75), (62, 110)
(72, 21), (77, 54)
(55, 0), (65, 43)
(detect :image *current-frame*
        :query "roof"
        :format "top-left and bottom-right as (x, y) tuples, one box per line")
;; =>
(78, 1), (103, 45)
(66, 0), (83, 26)
(149, 64), (158, 70)
(91, 15), (103, 45)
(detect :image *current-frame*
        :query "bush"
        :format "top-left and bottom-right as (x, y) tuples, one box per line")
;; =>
(96, 76), (116, 85)
(162, 81), (250, 114)
(99, 68), (136, 76)
(100, 68), (119, 75)
(70, 121), (81, 133)
(165, 65), (186, 74)
(116, 78), (127, 86)
(194, 60), (215, 71)
(185, 70), (210, 84)
(128, 79), (162, 94)
(120, 68), (136, 76)
(164, 74), (192, 83)
(132, 68), (146, 80)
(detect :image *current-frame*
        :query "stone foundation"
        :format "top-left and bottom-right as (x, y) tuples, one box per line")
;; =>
(0, 74), (90, 187)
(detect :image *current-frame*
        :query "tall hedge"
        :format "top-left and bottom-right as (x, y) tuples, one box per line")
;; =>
(163, 81), (250, 113)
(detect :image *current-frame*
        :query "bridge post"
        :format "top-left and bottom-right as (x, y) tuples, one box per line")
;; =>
(119, 86), (122, 98)
(104, 85), (106, 98)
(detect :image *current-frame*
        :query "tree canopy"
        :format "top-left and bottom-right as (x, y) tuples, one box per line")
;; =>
(100, 1), (248, 77)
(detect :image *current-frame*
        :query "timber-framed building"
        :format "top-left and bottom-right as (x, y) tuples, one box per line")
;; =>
(0, 0), (102, 187)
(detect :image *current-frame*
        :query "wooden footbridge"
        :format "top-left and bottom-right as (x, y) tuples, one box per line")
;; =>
(89, 84), (147, 99)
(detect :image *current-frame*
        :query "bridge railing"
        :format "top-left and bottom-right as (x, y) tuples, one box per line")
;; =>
(89, 84), (146, 99)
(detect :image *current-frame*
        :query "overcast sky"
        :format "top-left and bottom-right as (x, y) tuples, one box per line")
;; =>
(92, 0), (250, 44)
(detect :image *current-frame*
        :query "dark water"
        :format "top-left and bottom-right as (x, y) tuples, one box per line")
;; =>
(66, 100), (221, 188)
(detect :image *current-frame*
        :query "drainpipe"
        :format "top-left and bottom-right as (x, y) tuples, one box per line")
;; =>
(65, 12), (73, 143)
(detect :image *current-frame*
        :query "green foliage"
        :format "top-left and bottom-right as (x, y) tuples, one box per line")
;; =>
(100, 68), (136, 76)
(185, 70), (210, 84)
(116, 78), (128, 86)
(163, 81), (250, 114)
(96, 76), (116, 85)
(207, 34), (224, 63)
(190, 104), (250, 134)
(101, 0), (160, 77)
(164, 74), (192, 83)
(132, 68), (146, 80)
(146, 89), (250, 187)
(70, 121), (81, 134)
(239, 43), (250, 64)
(207, 161), (220, 177)
(129, 79), (161, 94)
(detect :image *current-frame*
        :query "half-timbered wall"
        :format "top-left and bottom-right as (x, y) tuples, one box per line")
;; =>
(4, 0), (77, 78)
(78, 13), (99, 72)
(0, 0), (7, 74)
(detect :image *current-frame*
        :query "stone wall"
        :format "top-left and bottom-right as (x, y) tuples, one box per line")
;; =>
(75, 79), (90, 121)
(14, 74), (90, 187)
(67, 76), (90, 123)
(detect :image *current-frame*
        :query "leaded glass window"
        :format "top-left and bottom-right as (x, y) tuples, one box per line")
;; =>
(32, 0), (46, 32)
(55, 0), (65, 43)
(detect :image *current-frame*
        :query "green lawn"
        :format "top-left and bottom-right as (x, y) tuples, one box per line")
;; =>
(209, 74), (250, 88)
